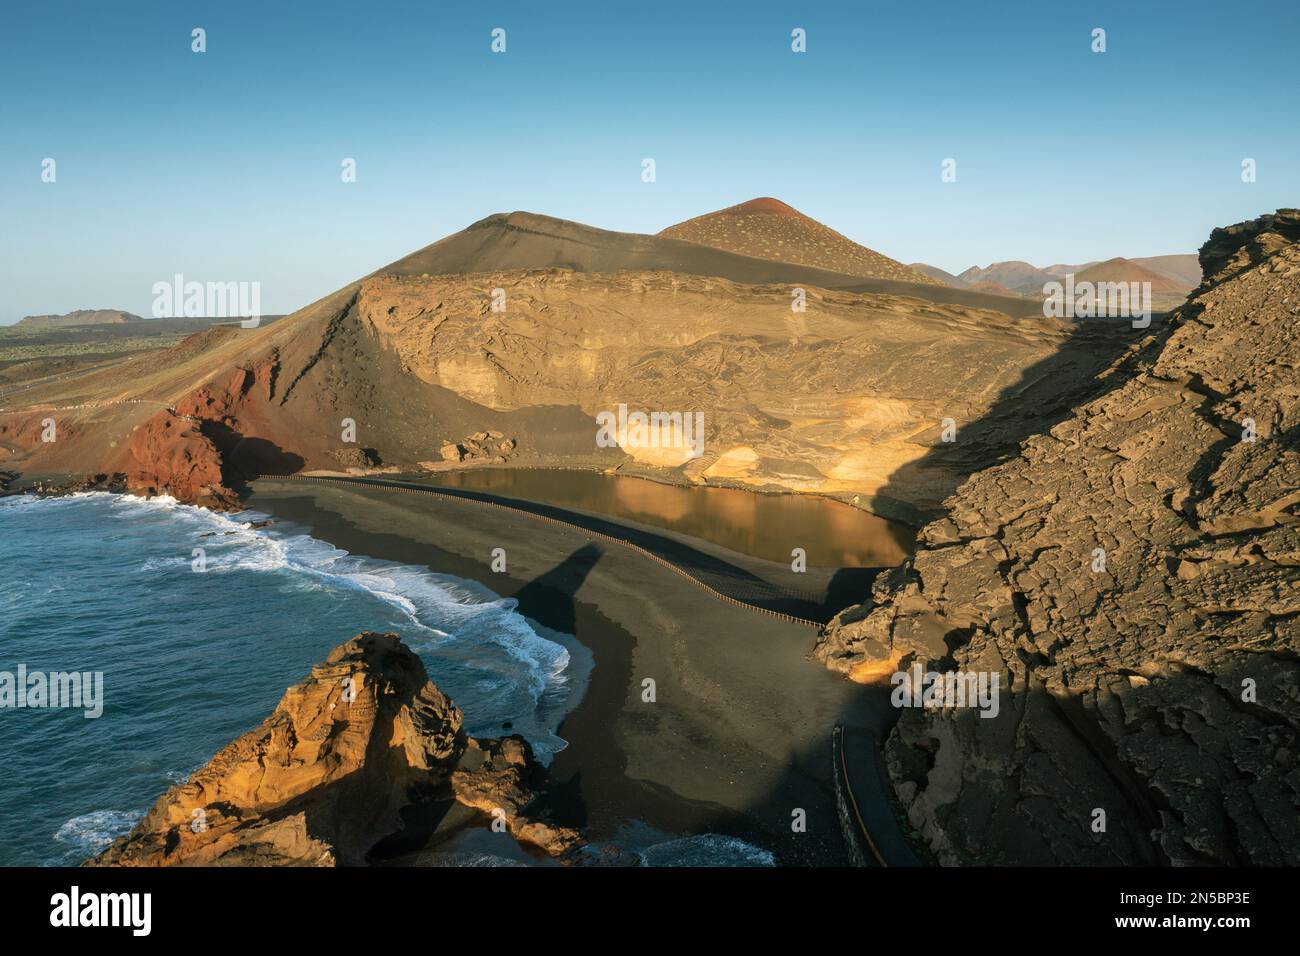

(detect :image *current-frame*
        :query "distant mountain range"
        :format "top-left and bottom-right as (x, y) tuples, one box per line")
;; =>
(17, 309), (143, 329)
(913, 254), (1201, 299)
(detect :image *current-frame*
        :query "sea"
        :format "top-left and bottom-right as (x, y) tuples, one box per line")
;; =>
(0, 492), (772, 867)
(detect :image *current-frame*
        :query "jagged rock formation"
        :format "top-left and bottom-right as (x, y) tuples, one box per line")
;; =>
(109, 410), (237, 510)
(93, 632), (581, 866)
(816, 210), (1300, 865)
(433, 430), (516, 465)
(1198, 209), (1300, 289)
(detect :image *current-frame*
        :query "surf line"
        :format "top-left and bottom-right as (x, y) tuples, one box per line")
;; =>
(283, 474), (825, 629)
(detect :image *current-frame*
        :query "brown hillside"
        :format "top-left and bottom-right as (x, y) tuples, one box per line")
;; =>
(658, 198), (939, 285)
(1131, 254), (1201, 288)
(1073, 256), (1186, 293)
(816, 209), (1300, 865)
(909, 263), (969, 287)
(0, 211), (1108, 513)
(959, 261), (1057, 295)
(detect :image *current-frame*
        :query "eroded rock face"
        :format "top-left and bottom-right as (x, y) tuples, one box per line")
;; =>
(103, 348), (296, 510)
(429, 430), (516, 467)
(93, 632), (581, 866)
(816, 211), (1300, 865)
(109, 410), (238, 510)
(357, 269), (1126, 510)
(1198, 208), (1300, 288)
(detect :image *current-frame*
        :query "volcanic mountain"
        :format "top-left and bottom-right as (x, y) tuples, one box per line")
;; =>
(1072, 256), (1188, 292)
(908, 263), (968, 288)
(1130, 253), (1201, 288)
(16, 309), (142, 329)
(0, 207), (1124, 520)
(658, 198), (939, 285)
(958, 260), (1057, 296)
(817, 209), (1300, 865)
(1070, 257), (1197, 312)
(1045, 254), (1201, 289)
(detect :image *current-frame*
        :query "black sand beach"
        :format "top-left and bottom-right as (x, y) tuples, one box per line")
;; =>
(245, 477), (900, 865)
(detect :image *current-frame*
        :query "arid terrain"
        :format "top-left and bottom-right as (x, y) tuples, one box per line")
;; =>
(659, 197), (942, 285)
(955, 254), (1201, 300)
(817, 209), (1300, 865)
(0, 202), (1130, 523)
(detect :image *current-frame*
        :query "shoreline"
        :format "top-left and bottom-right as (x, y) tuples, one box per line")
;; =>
(402, 458), (931, 529)
(243, 477), (899, 865)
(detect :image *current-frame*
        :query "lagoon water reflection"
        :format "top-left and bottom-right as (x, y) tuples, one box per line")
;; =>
(429, 469), (915, 568)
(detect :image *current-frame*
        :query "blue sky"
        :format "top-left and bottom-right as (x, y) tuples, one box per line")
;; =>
(1, 0), (1297, 323)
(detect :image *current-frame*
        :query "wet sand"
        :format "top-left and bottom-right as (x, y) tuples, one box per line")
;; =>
(245, 477), (898, 865)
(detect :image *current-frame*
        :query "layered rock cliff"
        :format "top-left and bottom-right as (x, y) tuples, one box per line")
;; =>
(816, 210), (1300, 865)
(93, 632), (581, 866)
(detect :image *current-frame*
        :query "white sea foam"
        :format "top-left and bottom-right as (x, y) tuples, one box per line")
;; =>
(638, 834), (776, 867)
(421, 852), (530, 867)
(60, 492), (583, 759)
(89, 493), (572, 708)
(8, 491), (590, 868)
(51, 809), (142, 862)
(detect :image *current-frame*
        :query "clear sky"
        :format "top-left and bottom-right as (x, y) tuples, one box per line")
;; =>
(2, 0), (1297, 323)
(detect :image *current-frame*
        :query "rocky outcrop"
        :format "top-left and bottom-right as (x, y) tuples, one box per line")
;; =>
(103, 348), (302, 509)
(1197, 208), (1300, 289)
(34, 472), (127, 496)
(93, 632), (581, 866)
(431, 430), (517, 466)
(450, 737), (583, 855)
(330, 446), (382, 469)
(816, 211), (1300, 865)
(110, 410), (238, 510)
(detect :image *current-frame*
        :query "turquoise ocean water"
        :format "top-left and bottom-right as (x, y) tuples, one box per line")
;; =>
(0, 492), (773, 867)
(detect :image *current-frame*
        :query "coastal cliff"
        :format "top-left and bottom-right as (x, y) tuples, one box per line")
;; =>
(92, 632), (581, 866)
(816, 210), (1300, 865)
